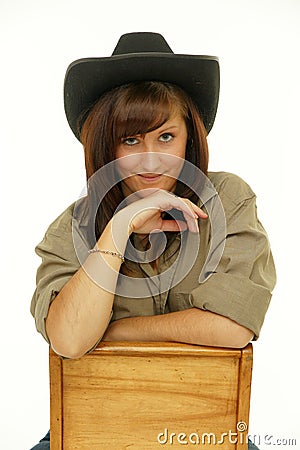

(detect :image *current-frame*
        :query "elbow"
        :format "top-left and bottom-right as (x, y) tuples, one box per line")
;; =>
(225, 323), (254, 348)
(53, 346), (86, 360)
(49, 336), (89, 360)
(45, 310), (101, 359)
(46, 321), (91, 360)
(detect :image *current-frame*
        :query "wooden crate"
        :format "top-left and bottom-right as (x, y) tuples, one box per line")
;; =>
(50, 342), (252, 449)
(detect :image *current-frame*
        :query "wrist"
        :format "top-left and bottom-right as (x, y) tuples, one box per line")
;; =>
(112, 209), (135, 237)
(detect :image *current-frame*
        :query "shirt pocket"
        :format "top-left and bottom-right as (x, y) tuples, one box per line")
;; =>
(167, 292), (194, 313)
(112, 294), (156, 321)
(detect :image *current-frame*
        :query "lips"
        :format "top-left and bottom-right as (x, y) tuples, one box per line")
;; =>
(138, 174), (163, 182)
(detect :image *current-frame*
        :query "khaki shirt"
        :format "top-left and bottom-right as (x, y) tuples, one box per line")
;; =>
(30, 172), (276, 343)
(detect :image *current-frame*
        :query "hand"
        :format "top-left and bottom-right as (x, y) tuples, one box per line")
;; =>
(114, 189), (207, 235)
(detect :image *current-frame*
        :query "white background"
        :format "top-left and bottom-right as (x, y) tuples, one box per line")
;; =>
(0, 1), (299, 449)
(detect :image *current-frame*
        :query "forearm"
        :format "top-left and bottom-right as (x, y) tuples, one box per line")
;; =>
(46, 217), (129, 359)
(103, 308), (254, 348)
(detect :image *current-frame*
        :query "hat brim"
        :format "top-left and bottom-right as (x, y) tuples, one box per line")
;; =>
(64, 53), (220, 140)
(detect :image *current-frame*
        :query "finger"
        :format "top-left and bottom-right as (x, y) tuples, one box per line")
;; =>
(160, 220), (188, 233)
(142, 191), (204, 233)
(164, 201), (198, 232)
(162, 192), (206, 219)
(167, 197), (200, 233)
(180, 198), (208, 219)
(181, 211), (199, 233)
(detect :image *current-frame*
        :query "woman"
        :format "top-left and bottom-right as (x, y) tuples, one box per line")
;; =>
(30, 32), (276, 449)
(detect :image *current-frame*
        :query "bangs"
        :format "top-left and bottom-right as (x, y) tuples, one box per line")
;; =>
(110, 82), (188, 145)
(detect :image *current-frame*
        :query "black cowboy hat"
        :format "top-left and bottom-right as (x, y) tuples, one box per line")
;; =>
(64, 32), (220, 140)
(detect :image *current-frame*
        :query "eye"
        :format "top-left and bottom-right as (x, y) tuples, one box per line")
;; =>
(122, 137), (139, 146)
(159, 133), (174, 143)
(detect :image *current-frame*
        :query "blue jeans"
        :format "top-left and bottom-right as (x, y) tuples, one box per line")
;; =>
(30, 431), (50, 449)
(30, 430), (260, 449)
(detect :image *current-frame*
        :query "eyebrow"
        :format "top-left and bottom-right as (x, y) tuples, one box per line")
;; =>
(123, 124), (179, 139)
(159, 125), (179, 133)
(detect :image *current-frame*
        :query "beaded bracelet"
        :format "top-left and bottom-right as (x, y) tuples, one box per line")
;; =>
(88, 248), (125, 263)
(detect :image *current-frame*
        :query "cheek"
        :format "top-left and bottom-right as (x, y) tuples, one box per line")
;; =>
(177, 139), (187, 159)
(116, 154), (142, 177)
(159, 153), (185, 176)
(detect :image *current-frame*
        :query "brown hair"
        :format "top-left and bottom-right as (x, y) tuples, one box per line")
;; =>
(80, 81), (209, 239)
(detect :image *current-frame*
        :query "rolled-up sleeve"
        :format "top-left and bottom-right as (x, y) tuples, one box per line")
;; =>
(30, 206), (80, 343)
(191, 176), (276, 339)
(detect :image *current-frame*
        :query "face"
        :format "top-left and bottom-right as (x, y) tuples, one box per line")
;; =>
(115, 114), (188, 197)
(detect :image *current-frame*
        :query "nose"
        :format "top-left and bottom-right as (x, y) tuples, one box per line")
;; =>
(139, 149), (162, 173)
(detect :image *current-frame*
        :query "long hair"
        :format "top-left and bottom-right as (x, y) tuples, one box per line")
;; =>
(79, 81), (209, 239)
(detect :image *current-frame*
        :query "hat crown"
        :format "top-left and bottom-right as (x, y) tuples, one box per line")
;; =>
(112, 32), (173, 56)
